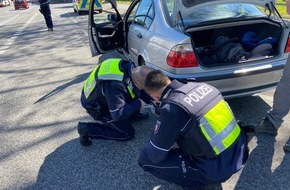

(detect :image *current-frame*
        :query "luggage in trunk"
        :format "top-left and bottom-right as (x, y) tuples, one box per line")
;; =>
(187, 20), (282, 67)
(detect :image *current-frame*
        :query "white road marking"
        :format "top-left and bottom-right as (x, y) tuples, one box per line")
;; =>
(0, 15), (19, 27)
(0, 46), (9, 50)
(0, 13), (38, 55)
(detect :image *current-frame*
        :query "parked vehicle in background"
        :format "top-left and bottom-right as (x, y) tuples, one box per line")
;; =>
(72, 0), (102, 15)
(88, 0), (290, 99)
(14, 0), (29, 10)
(0, 0), (11, 7)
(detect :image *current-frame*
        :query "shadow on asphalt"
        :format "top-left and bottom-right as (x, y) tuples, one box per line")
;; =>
(30, 117), (181, 190)
(226, 95), (271, 123)
(34, 72), (90, 104)
(227, 96), (290, 189)
(33, 53), (122, 104)
(30, 95), (288, 190)
(234, 134), (290, 190)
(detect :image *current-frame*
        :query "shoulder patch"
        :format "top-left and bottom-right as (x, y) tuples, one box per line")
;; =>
(154, 120), (161, 134)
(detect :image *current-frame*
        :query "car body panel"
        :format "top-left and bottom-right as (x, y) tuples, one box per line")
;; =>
(88, 0), (289, 98)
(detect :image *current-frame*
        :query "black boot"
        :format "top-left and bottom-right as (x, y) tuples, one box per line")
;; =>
(255, 117), (278, 136)
(77, 122), (92, 147)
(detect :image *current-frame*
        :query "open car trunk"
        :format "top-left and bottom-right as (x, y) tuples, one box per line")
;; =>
(186, 19), (284, 67)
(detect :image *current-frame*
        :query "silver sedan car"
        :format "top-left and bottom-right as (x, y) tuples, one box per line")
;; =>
(88, 0), (290, 98)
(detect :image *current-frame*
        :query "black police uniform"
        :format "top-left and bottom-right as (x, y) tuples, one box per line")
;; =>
(39, 0), (53, 30)
(79, 59), (151, 142)
(138, 80), (248, 189)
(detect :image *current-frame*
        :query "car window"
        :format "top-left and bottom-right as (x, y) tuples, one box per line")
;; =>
(92, 0), (118, 24)
(181, 3), (267, 26)
(133, 0), (154, 29)
(164, 0), (174, 13)
(128, 2), (140, 24)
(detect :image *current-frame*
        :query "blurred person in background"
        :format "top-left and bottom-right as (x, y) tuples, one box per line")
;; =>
(39, 0), (53, 31)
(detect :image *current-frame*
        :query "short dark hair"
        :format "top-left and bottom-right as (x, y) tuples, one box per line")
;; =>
(144, 70), (169, 92)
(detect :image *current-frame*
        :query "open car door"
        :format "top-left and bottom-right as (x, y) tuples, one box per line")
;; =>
(88, 0), (124, 57)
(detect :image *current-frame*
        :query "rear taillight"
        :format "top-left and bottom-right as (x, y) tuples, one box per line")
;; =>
(166, 44), (199, 68)
(284, 36), (290, 53)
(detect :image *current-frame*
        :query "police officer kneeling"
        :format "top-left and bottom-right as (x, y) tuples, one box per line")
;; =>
(79, 58), (152, 146)
(138, 70), (249, 190)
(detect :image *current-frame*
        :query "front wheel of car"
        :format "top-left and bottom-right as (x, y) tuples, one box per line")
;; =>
(139, 58), (145, 66)
(116, 48), (123, 55)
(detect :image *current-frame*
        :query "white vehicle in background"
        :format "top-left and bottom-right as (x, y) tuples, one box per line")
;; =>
(0, 0), (11, 7)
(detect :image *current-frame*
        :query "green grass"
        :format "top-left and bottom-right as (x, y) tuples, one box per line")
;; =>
(276, 0), (290, 18)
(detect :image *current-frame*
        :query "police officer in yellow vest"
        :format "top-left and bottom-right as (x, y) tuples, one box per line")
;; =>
(138, 70), (249, 190)
(78, 58), (153, 146)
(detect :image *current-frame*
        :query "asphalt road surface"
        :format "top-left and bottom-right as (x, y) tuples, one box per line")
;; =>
(0, 2), (289, 190)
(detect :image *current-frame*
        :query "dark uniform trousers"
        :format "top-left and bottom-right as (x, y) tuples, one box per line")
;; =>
(138, 149), (211, 190)
(83, 111), (135, 141)
(40, 4), (53, 29)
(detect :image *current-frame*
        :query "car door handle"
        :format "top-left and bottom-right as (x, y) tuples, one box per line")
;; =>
(137, 33), (142, 38)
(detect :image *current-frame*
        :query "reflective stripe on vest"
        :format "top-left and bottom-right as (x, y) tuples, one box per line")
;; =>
(98, 59), (135, 99)
(127, 84), (136, 99)
(199, 100), (240, 155)
(83, 67), (98, 99)
(98, 59), (123, 81)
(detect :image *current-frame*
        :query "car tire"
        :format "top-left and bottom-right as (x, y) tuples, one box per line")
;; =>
(116, 48), (123, 55)
(139, 58), (145, 66)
